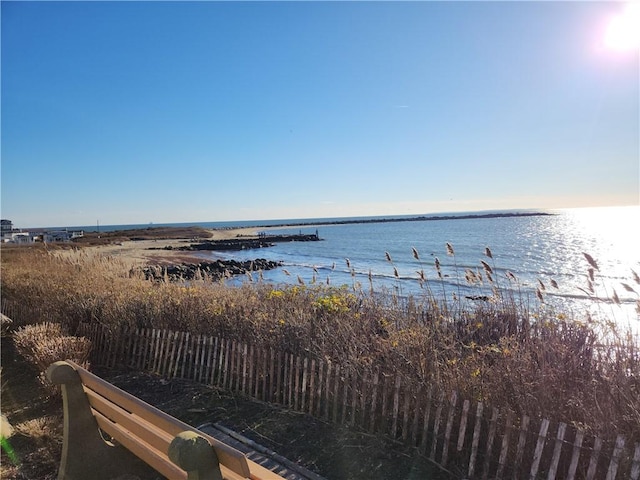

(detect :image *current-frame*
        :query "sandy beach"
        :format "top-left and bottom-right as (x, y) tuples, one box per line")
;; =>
(90, 227), (264, 266)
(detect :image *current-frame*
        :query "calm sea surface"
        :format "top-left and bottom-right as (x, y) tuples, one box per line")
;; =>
(86, 206), (640, 325)
(212, 207), (639, 326)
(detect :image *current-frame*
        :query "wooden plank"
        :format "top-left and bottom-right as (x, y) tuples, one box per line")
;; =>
(295, 355), (302, 412)
(457, 399), (471, 452)
(190, 334), (200, 381)
(161, 330), (175, 377)
(440, 391), (457, 467)
(92, 410), (187, 480)
(481, 408), (498, 480)
(309, 359), (316, 415)
(276, 351), (283, 405)
(151, 329), (161, 373)
(209, 337), (219, 385)
(629, 442), (640, 480)
(153, 329), (163, 373)
(87, 389), (174, 454)
(467, 401), (484, 479)
(357, 368), (372, 429)
(369, 369), (379, 433)
(268, 347), (275, 403)
(391, 375), (402, 438)
(251, 346), (258, 399)
(222, 338), (231, 389)
(340, 368), (349, 425)
(419, 385), (434, 455)
(496, 410), (514, 480)
(134, 328), (143, 370)
(605, 434), (625, 480)
(124, 328), (136, 368)
(586, 436), (603, 480)
(547, 422), (567, 480)
(429, 391), (446, 461)
(232, 339), (240, 391)
(260, 347), (267, 401)
(288, 354), (296, 407)
(315, 359), (324, 417)
(160, 329), (169, 374)
(301, 357), (308, 412)
(410, 386), (421, 446)
(140, 328), (150, 370)
(380, 374), (389, 434)
(567, 429), (584, 480)
(283, 353), (291, 406)
(161, 330), (172, 375)
(401, 384), (411, 441)
(332, 364), (340, 424)
(197, 334), (207, 383)
(248, 344), (255, 397)
(235, 341), (243, 392)
(180, 332), (190, 379)
(242, 343), (248, 394)
(205, 336), (214, 385)
(514, 414), (530, 477)
(350, 369), (359, 427)
(323, 361), (331, 421)
(217, 337), (227, 387)
(171, 331), (184, 378)
(529, 418), (550, 479)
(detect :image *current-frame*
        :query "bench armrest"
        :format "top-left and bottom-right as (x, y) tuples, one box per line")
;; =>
(169, 431), (223, 480)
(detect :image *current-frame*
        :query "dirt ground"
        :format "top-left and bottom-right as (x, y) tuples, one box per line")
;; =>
(1, 337), (452, 480)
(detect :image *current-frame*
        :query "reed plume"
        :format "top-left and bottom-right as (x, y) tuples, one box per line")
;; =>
(583, 252), (599, 271)
(446, 243), (455, 256)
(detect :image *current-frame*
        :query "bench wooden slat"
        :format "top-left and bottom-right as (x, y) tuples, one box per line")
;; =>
(248, 461), (296, 480)
(94, 410), (188, 480)
(85, 387), (175, 455)
(69, 360), (252, 477)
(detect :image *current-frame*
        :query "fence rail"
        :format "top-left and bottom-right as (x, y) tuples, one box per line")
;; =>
(74, 323), (640, 480)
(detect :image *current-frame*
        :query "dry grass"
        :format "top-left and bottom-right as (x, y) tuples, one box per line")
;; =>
(12, 323), (91, 394)
(1, 244), (638, 446)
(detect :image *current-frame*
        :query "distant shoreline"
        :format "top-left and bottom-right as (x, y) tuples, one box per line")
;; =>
(247, 211), (554, 230)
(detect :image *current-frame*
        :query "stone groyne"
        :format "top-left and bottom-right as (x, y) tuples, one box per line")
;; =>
(141, 258), (281, 282)
(167, 233), (321, 252)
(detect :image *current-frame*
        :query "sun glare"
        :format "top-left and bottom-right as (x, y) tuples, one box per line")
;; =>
(603, 2), (640, 51)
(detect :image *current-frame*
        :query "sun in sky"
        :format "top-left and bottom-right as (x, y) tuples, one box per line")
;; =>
(603, 2), (640, 51)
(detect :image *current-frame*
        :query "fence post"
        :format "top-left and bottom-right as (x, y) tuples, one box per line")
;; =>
(630, 443), (640, 480)
(547, 422), (567, 480)
(605, 435), (626, 480)
(529, 418), (550, 479)
(467, 401), (484, 479)
(586, 436), (603, 480)
(440, 391), (458, 467)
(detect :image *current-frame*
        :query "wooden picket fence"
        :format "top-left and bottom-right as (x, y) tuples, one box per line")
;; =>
(76, 323), (640, 480)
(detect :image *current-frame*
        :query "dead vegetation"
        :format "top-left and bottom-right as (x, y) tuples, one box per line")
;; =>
(1, 240), (639, 478)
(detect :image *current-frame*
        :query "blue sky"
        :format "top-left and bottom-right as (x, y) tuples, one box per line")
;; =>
(1, 1), (638, 228)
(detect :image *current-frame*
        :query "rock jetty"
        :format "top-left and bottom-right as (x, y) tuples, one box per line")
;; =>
(140, 259), (281, 282)
(169, 232), (321, 252)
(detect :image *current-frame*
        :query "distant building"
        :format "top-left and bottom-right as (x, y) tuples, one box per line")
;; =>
(43, 229), (84, 243)
(1, 219), (82, 243)
(1, 219), (13, 237)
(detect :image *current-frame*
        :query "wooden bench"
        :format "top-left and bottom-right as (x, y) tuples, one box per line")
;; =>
(46, 360), (285, 480)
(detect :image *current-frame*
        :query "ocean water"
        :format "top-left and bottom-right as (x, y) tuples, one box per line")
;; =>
(192, 206), (640, 326)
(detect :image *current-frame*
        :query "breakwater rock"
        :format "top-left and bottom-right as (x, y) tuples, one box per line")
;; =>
(172, 233), (321, 252)
(140, 258), (281, 282)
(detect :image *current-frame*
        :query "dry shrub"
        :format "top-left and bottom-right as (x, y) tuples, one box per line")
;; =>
(1, 244), (638, 444)
(13, 323), (91, 394)
(14, 416), (61, 440)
